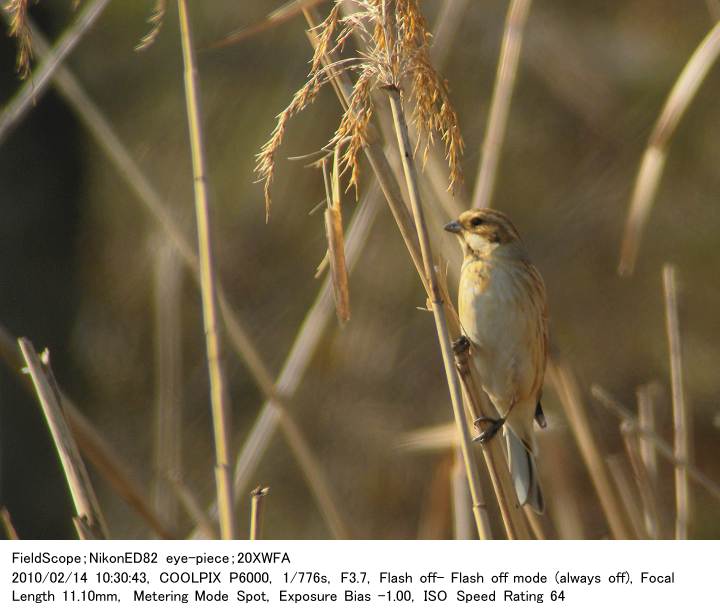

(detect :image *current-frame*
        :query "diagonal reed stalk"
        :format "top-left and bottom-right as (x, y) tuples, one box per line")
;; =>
(1, 507), (20, 540)
(152, 238), (184, 529)
(0, 0), (111, 144)
(606, 455), (644, 538)
(663, 264), (690, 539)
(19, 338), (108, 539)
(618, 21), (720, 276)
(177, 0), (234, 540)
(249, 486), (270, 540)
(471, 0), (532, 211)
(0, 323), (174, 538)
(547, 359), (633, 539)
(591, 385), (720, 503)
(620, 421), (660, 539)
(14, 15), (349, 540)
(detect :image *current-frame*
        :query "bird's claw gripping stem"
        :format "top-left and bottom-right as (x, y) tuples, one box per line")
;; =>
(473, 415), (505, 444)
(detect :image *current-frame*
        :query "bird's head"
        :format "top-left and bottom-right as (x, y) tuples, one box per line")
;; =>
(444, 208), (525, 259)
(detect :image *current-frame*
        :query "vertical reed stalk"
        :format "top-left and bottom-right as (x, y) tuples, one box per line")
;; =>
(177, 0), (235, 539)
(386, 85), (491, 540)
(471, 0), (532, 211)
(249, 486), (270, 540)
(620, 422), (660, 539)
(636, 384), (659, 485)
(663, 264), (690, 539)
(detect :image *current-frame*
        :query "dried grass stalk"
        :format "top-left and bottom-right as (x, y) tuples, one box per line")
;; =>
(620, 421), (660, 539)
(1, 507), (19, 540)
(0, 0), (111, 144)
(152, 238), (183, 529)
(618, 21), (720, 275)
(547, 359), (633, 539)
(663, 264), (690, 539)
(249, 486), (270, 540)
(18, 339), (108, 539)
(177, 0), (235, 539)
(636, 383), (660, 485)
(471, 0), (532, 211)
(211, 0), (327, 49)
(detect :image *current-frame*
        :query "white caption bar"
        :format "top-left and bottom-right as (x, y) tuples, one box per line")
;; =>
(0, 540), (711, 615)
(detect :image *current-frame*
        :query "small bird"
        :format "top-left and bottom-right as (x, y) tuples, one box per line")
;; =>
(445, 208), (548, 513)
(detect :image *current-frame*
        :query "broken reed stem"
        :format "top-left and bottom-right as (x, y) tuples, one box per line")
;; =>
(177, 0), (234, 540)
(471, 0), (532, 211)
(453, 339), (530, 539)
(1, 507), (20, 540)
(0, 0), (111, 145)
(547, 360), (633, 539)
(0, 323), (174, 538)
(591, 385), (720, 503)
(663, 264), (690, 539)
(386, 86), (491, 541)
(249, 486), (270, 540)
(618, 21), (720, 276)
(18, 338), (108, 539)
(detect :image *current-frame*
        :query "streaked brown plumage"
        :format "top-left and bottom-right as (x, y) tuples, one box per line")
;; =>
(445, 208), (549, 512)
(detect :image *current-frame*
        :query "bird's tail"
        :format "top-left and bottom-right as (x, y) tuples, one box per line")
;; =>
(505, 428), (544, 513)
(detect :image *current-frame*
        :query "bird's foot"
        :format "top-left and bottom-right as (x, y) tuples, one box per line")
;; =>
(473, 416), (505, 444)
(452, 335), (470, 355)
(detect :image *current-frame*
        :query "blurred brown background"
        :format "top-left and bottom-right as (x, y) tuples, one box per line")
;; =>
(1, 1), (719, 539)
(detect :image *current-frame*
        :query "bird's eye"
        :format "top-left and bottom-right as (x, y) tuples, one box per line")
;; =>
(470, 217), (484, 227)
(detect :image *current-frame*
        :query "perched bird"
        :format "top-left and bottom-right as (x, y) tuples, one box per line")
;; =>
(445, 208), (548, 513)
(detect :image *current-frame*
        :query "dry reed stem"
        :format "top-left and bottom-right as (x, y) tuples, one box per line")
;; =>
(1, 507), (19, 539)
(453, 340), (530, 539)
(591, 385), (720, 502)
(0, 0), (111, 144)
(0, 324), (175, 538)
(606, 455), (644, 538)
(322, 150), (351, 323)
(451, 449), (488, 539)
(387, 84), (488, 540)
(211, 0), (328, 49)
(18, 338), (108, 539)
(618, 21), (720, 276)
(471, 0), (532, 211)
(547, 359), (633, 539)
(663, 264), (690, 539)
(152, 238), (184, 529)
(637, 383), (660, 484)
(525, 508), (546, 540)
(169, 476), (217, 539)
(620, 422), (660, 539)
(12, 10), (348, 541)
(177, 0), (234, 539)
(249, 486), (270, 540)
(430, 0), (470, 68)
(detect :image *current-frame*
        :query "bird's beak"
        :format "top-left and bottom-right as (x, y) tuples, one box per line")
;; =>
(444, 220), (462, 234)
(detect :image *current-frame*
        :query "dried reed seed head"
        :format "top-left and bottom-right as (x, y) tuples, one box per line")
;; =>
(256, 0), (464, 215)
(6, 0), (33, 78)
(135, 0), (167, 52)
